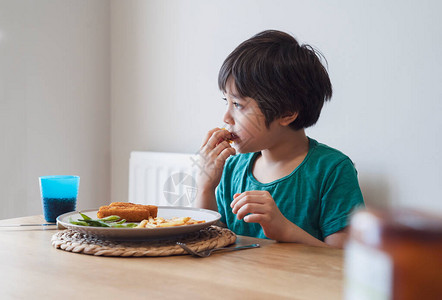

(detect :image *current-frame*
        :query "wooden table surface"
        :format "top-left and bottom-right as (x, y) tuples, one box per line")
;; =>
(0, 215), (344, 299)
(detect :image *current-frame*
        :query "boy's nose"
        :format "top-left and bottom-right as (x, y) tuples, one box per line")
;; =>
(223, 109), (234, 125)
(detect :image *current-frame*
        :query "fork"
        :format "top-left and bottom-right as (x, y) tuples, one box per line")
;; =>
(177, 242), (260, 258)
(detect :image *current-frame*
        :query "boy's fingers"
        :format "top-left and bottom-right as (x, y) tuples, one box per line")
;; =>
(210, 139), (236, 159)
(243, 213), (265, 223)
(230, 191), (265, 208)
(236, 203), (266, 220)
(231, 192), (269, 213)
(200, 129), (224, 157)
(206, 129), (232, 150)
(201, 128), (221, 148)
(230, 194), (242, 208)
(231, 192), (251, 207)
(215, 147), (236, 167)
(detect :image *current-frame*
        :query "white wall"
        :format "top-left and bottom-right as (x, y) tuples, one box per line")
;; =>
(0, 0), (110, 219)
(2, 0), (441, 219)
(111, 0), (442, 215)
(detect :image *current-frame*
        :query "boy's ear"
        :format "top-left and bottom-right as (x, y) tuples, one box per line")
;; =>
(279, 112), (298, 126)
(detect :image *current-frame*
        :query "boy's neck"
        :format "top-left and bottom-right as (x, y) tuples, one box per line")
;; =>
(259, 129), (309, 164)
(252, 128), (309, 184)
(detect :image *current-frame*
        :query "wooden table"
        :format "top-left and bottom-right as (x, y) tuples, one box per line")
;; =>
(0, 215), (344, 299)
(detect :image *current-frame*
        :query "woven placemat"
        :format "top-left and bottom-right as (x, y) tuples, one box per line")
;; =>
(51, 225), (236, 257)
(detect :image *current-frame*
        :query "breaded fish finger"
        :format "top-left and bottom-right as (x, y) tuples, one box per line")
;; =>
(97, 202), (158, 222)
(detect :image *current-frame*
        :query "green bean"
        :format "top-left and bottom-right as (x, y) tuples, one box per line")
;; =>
(111, 224), (128, 228)
(122, 223), (138, 228)
(107, 222), (137, 228)
(69, 212), (139, 228)
(82, 219), (111, 227)
(99, 215), (121, 222)
(70, 220), (90, 226)
(79, 212), (92, 221)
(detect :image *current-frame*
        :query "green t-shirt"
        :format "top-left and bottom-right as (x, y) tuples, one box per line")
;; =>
(216, 137), (365, 240)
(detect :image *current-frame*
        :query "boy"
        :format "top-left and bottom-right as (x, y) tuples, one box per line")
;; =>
(196, 30), (364, 248)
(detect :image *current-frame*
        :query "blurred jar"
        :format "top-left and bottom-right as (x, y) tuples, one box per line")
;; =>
(344, 208), (442, 300)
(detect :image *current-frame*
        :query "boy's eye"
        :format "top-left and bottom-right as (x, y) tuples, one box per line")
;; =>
(233, 102), (242, 109)
(222, 97), (242, 109)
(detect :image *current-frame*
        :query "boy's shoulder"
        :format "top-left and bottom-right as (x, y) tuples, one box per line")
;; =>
(308, 137), (353, 166)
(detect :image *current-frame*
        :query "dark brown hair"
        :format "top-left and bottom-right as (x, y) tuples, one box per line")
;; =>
(218, 30), (332, 130)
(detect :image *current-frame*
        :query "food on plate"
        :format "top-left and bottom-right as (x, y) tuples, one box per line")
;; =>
(136, 216), (205, 228)
(97, 202), (158, 222)
(69, 212), (138, 228)
(68, 204), (206, 229)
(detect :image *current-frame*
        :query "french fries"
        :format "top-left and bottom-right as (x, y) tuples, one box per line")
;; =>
(136, 216), (205, 228)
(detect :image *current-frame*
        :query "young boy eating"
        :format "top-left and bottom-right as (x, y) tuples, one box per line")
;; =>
(196, 30), (364, 248)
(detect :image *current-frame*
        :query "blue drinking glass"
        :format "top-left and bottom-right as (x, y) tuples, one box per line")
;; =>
(39, 175), (80, 222)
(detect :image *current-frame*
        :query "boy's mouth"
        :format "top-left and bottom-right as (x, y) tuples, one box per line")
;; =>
(229, 132), (239, 142)
(217, 130), (239, 145)
(221, 128), (239, 144)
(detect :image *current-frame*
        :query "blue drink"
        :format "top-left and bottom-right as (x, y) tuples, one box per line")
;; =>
(39, 175), (80, 222)
(42, 197), (77, 222)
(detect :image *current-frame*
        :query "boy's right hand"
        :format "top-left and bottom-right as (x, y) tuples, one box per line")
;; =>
(196, 128), (236, 191)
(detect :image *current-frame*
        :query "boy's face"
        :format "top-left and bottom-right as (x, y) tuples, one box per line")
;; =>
(223, 78), (282, 154)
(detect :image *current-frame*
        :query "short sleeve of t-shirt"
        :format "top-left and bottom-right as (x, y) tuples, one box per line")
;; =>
(319, 157), (364, 237)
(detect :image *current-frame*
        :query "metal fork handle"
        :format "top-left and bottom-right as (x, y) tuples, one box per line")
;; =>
(210, 243), (260, 253)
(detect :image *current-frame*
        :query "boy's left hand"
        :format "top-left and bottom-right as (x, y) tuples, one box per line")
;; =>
(230, 191), (289, 240)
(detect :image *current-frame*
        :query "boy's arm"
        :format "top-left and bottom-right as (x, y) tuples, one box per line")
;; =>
(248, 207), (347, 248)
(324, 228), (348, 248)
(194, 128), (235, 210)
(195, 188), (228, 227)
(258, 207), (344, 248)
(195, 187), (218, 211)
(280, 218), (349, 248)
(231, 190), (348, 248)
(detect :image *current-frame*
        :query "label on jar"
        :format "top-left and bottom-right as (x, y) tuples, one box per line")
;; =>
(344, 240), (393, 300)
